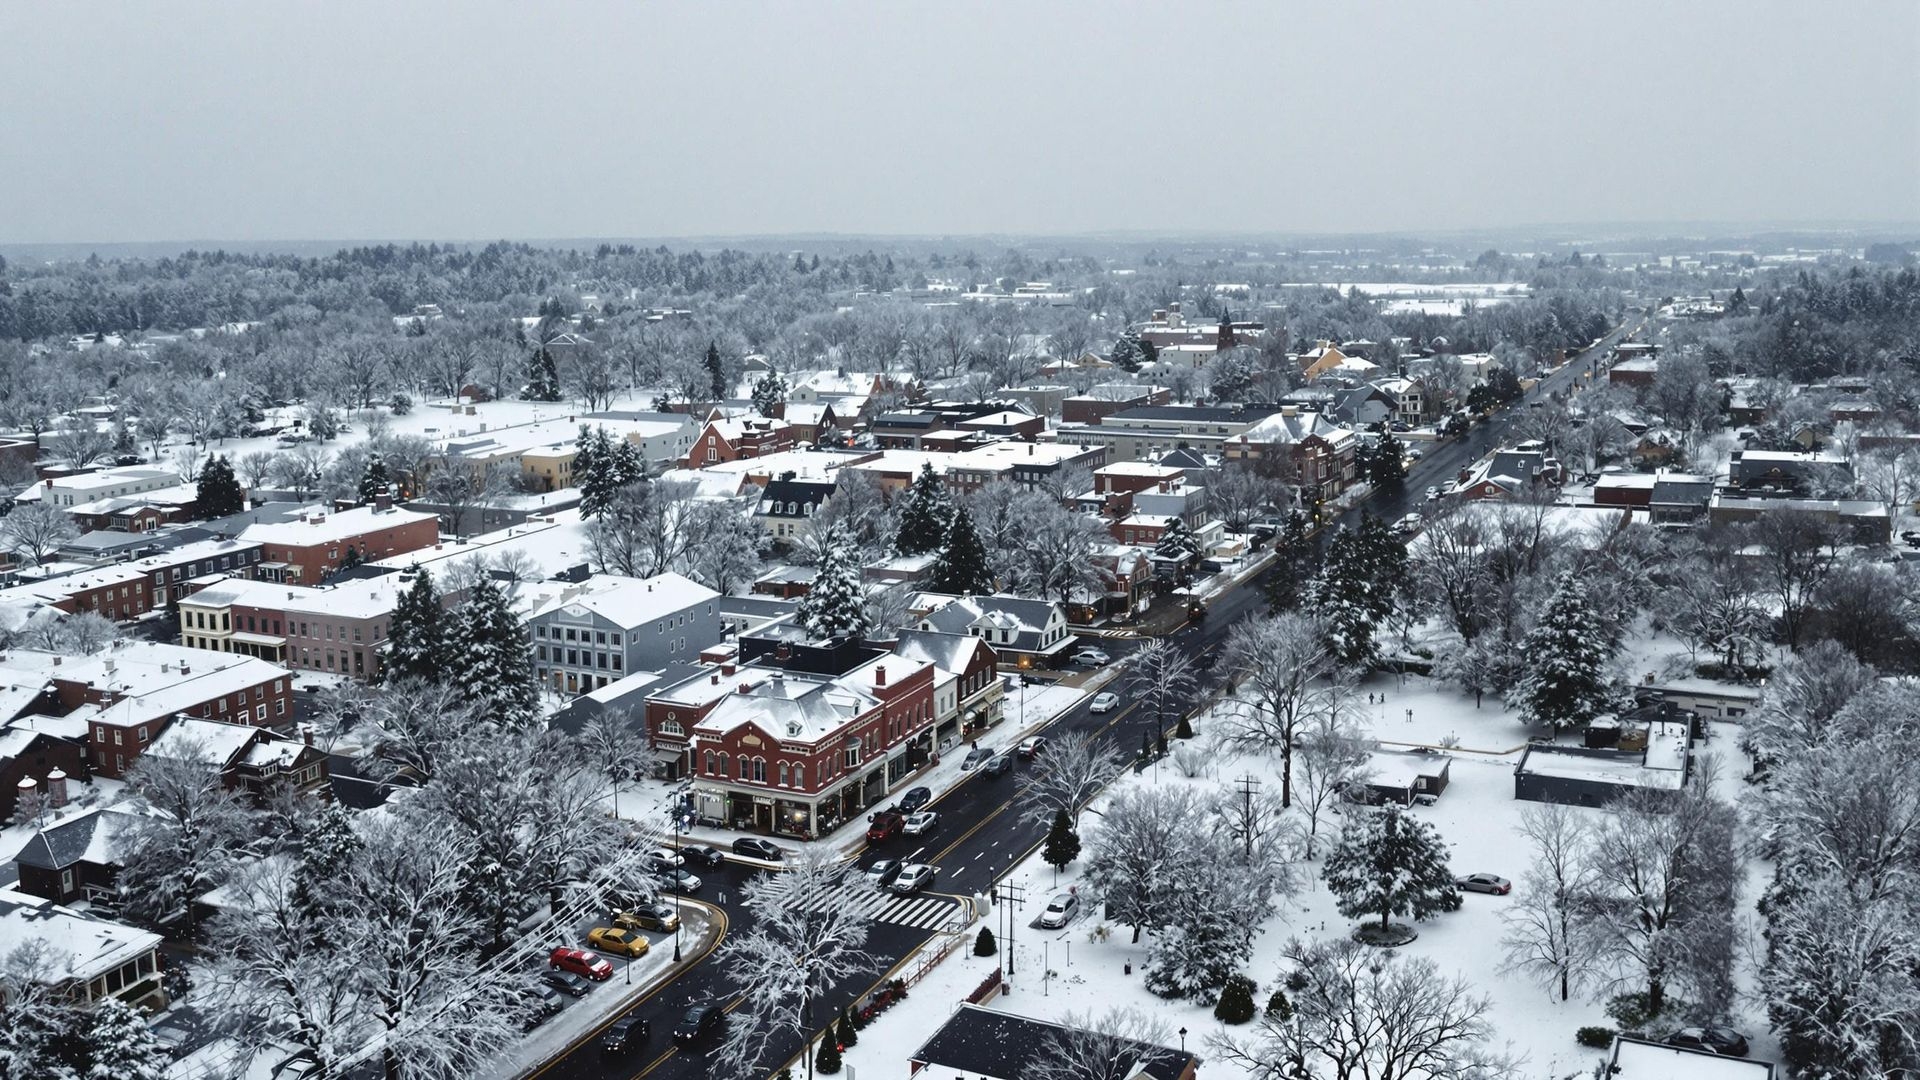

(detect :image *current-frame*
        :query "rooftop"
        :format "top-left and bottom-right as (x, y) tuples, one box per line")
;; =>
(529, 571), (719, 629)
(910, 1004), (1194, 1080)
(0, 887), (162, 986)
(239, 503), (439, 548)
(0, 642), (287, 728)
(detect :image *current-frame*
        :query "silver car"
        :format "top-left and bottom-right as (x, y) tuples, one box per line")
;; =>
(1038, 892), (1078, 929)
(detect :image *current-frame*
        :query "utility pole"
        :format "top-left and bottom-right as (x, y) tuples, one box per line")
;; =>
(1000, 881), (1027, 976)
(1235, 774), (1261, 863)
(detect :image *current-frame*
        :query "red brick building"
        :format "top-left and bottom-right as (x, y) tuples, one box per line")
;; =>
(687, 415), (795, 468)
(239, 503), (440, 584)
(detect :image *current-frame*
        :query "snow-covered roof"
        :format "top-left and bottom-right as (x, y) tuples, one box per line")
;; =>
(530, 572), (719, 629)
(0, 643), (286, 729)
(145, 716), (261, 769)
(239, 504), (439, 548)
(182, 572), (410, 621)
(366, 512), (591, 579)
(0, 888), (162, 986)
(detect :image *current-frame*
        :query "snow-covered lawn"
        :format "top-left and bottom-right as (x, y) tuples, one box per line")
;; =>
(838, 663), (1776, 1080)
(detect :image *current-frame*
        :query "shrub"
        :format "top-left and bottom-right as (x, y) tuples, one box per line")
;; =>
(816, 1040), (842, 1074)
(836, 1015), (857, 1048)
(1577, 1026), (1615, 1049)
(1285, 970), (1309, 993)
(974, 927), (998, 956)
(1175, 714), (1195, 739)
(1266, 989), (1293, 1020)
(1605, 991), (1678, 1030)
(389, 392), (413, 416)
(846, 1001), (867, 1031)
(886, 977), (907, 1000)
(1214, 974), (1258, 1024)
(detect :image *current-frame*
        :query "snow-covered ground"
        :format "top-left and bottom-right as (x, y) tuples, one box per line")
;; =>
(836, 663), (1774, 1080)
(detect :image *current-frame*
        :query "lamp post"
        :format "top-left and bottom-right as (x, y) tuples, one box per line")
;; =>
(672, 803), (685, 962)
(1179, 1027), (1187, 1054)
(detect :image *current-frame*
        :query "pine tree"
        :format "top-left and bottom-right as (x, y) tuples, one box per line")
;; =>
(611, 438), (645, 486)
(1727, 286), (1750, 317)
(358, 453), (390, 504)
(1512, 571), (1618, 733)
(293, 800), (362, 918)
(1323, 805), (1462, 931)
(815, 1039), (842, 1075)
(1175, 713), (1194, 739)
(384, 568), (446, 683)
(575, 426), (624, 518)
(1109, 332), (1143, 372)
(836, 1013), (857, 1048)
(453, 575), (540, 727)
(84, 997), (173, 1080)
(195, 454), (245, 518)
(798, 522), (870, 642)
(1153, 516), (1202, 570)
(1138, 338), (1159, 367)
(704, 341), (726, 400)
(894, 463), (952, 555)
(1307, 515), (1404, 670)
(928, 507), (992, 595)
(1042, 809), (1081, 870)
(751, 370), (788, 417)
(524, 347), (561, 401)
(1264, 510), (1315, 612)
(974, 926), (998, 955)
(1214, 974), (1258, 1024)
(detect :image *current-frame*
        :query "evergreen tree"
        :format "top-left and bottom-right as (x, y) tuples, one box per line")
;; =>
(358, 453), (390, 504)
(1357, 428), (1407, 488)
(815, 1039), (842, 1075)
(1307, 515), (1404, 669)
(524, 347), (561, 401)
(1264, 509), (1316, 612)
(383, 568), (447, 683)
(195, 454), (245, 518)
(1138, 337), (1159, 367)
(1323, 805), (1462, 931)
(452, 575), (540, 727)
(798, 523), (870, 642)
(611, 438), (646, 486)
(575, 425), (624, 518)
(704, 341), (726, 400)
(1153, 516), (1203, 573)
(1042, 809), (1081, 870)
(1727, 286), (1750, 317)
(83, 997), (172, 1080)
(928, 507), (992, 595)
(1512, 571), (1618, 733)
(751, 370), (788, 417)
(836, 1013), (857, 1048)
(973, 926), (998, 955)
(1175, 713), (1194, 740)
(112, 417), (137, 460)
(893, 463), (952, 555)
(1214, 975), (1258, 1024)
(293, 800), (362, 918)
(1108, 331), (1143, 372)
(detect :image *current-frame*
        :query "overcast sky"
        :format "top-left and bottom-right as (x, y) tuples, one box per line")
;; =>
(2, 1), (1914, 244)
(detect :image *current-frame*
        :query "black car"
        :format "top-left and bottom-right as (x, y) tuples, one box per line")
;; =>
(1666, 1027), (1750, 1057)
(541, 970), (593, 998)
(673, 1003), (726, 1047)
(898, 786), (932, 812)
(602, 1013), (651, 1054)
(981, 752), (1014, 778)
(732, 837), (785, 862)
(679, 843), (725, 868)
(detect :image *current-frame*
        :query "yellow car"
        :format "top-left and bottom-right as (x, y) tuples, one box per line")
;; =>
(587, 927), (650, 958)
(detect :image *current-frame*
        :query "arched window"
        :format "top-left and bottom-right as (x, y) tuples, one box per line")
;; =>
(779, 762), (790, 786)
(717, 753), (730, 779)
(704, 750), (716, 775)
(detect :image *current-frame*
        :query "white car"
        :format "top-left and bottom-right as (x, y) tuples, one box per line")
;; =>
(1038, 892), (1079, 929)
(1071, 648), (1111, 666)
(1090, 692), (1120, 713)
(902, 811), (939, 836)
(1425, 486), (1442, 501)
(892, 863), (938, 895)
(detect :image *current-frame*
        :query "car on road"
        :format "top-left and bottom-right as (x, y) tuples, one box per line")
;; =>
(678, 843), (726, 868)
(892, 863), (938, 895)
(654, 867), (703, 893)
(897, 786), (933, 812)
(548, 946), (613, 982)
(732, 837), (786, 862)
(1391, 513), (1423, 536)
(867, 810), (905, 843)
(1665, 1027), (1750, 1057)
(1407, 448), (1424, 460)
(1017, 736), (1047, 760)
(613, 902), (679, 933)
(541, 969), (593, 997)
(960, 746), (995, 771)
(902, 811), (939, 836)
(1090, 691), (1121, 713)
(644, 849), (684, 875)
(1454, 873), (1512, 895)
(587, 926), (650, 958)
(1038, 892), (1079, 928)
(865, 858), (903, 888)
(601, 1012), (651, 1054)
(1070, 648), (1111, 666)
(982, 752), (1015, 777)
(1425, 486), (1442, 501)
(672, 1004), (726, 1047)
(1390, 421), (1410, 432)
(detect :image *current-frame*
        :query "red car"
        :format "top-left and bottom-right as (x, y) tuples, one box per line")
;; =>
(867, 811), (904, 843)
(549, 946), (613, 981)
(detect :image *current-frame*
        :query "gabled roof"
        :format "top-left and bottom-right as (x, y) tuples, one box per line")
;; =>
(145, 716), (261, 770)
(13, 805), (138, 871)
(891, 629), (993, 677)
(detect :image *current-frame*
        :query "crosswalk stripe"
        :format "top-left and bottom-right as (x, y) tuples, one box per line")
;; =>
(754, 881), (957, 928)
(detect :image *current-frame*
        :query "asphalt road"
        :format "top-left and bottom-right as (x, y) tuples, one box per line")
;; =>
(523, 317), (1647, 1080)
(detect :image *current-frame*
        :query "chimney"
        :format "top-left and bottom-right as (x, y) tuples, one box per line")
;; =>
(46, 768), (68, 807)
(374, 489), (392, 511)
(43, 478), (51, 488)
(298, 723), (314, 747)
(180, 663), (191, 675)
(738, 683), (752, 695)
(720, 661), (736, 676)
(710, 672), (720, 685)
(874, 664), (887, 687)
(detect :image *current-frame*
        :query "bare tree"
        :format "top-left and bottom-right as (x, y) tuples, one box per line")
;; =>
(419, 338), (475, 401)
(237, 449), (280, 489)
(114, 741), (260, 931)
(1741, 640), (1878, 771)
(271, 442), (332, 502)
(1218, 613), (1349, 807)
(1501, 802), (1598, 1001)
(0, 502), (79, 566)
(1029, 1007), (1179, 1080)
(1291, 711), (1371, 860)
(1858, 445), (1920, 522)
(44, 422), (113, 469)
(714, 847), (879, 1080)
(1212, 460), (1284, 533)
(1128, 638), (1197, 737)
(1745, 509), (1841, 650)
(354, 678), (477, 783)
(566, 341), (623, 411)
(1018, 735), (1128, 832)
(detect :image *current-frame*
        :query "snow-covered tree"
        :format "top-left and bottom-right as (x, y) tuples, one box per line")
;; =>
(750, 369), (788, 418)
(928, 506), (992, 595)
(382, 568), (446, 684)
(357, 452), (390, 504)
(196, 453), (246, 518)
(1510, 571), (1617, 733)
(1145, 822), (1285, 1001)
(0, 501), (79, 567)
(714, 848), (878, 1080)
(114, 741), (259, 931)
(798, 522), (869, 641)
(894, 463), (953, 556)
(573, 425), (614, 518)
(1029, 1007), (1180, 1080)
(1082, 785), (1205, 944)
(1741, 640), (1877, 773)
(1304, 516), (1405, 670)
(1218, 613), (1350, 808)
(1322, 805), (1461, 932)
(0, 939), (87, 1080)
(523, 346), (561, 401)
(1500, 803), (1597, 1002)
(353, 678), (473, 783)
(681, 499), (766, 594)
(1128, 639), (1196, 740)
(1042, 808), (1080, 871)
(1018, 735), (1127, 832)
(80, 998), (170, 1080)
(1760, 879), (1920, 1078)
(1152, 516), (1202, 574)
(1291, 711), (1371, 859)
(449, 575), (539, 727)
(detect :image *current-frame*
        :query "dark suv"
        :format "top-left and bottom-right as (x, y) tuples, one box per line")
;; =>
(602, 1013), (650, 1054)
(673, 1004), (725, 1047)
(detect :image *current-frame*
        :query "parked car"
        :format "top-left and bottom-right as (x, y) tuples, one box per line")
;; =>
(602, 1012), (651, 1054)
(1665, 1027), (1750, 1057)
(1038, 892), (1079, 929)
(1090, 692), (1120, 713)
(1198, 559), (1225, 573)
(1392, 513), (1424, 536)
(269, 1051), (326, 1080)
(613, 902), (679, 933)
(1071, 648), (1110, 666)
(960, 746), (995, 771)
(1407, 448), (1424, 460)
(902, 811), (939, 836)
(865, 858), (903, 889)
(587, 926), (650, 958)
(644, 849), (684, 875)
(982, 752), (1015, 777)
(541, 969), (594, 998)
(673, 1004), (726, 1047)
(522, 985), (567, 1029)
(548, 946), (613, 981)
(655, 867), (703, 893)
(867, 811), (905, 843)
(1425, 486), (1441, 501)
(678, 843), (726, 868)
(892, 863), (938, 895)
(1454, 873), (1512, 895)
(732, 837), (785, 862)
(1017, 736), (1047, 760)
(898, 786), (933, 812)
(1390, 421), (1411, 433)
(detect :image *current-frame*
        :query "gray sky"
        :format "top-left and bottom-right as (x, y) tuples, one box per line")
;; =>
(2, 0), (1915, 244)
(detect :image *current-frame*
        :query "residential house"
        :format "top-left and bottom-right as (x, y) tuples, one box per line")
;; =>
(1708, 491), (1890, 546)
(909, 1004), (1199, 1080)
(143, 716), (329, 801)
(918, 594), (1075, 669)
(1725, 448), (1852, 495)
(1454, 448), (1564, 501)
(779, 401), (839, 446)
(529, 572), (724, 694)
(66, 482), (204, 532)
(1513, 720), (1691, 806)
(687, 415), (795, 468)
(1366, 750), (1452, 805)
(1607, 1036), (1775, 1078)
(11, 804), (138, 905)
(890, 629), (1004, 745)
(754, 476), (838, 544)
(0, 887), (166, 1009)
(0, 723), (87, 824)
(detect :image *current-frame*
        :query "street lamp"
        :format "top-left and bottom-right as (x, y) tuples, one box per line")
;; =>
(1179, 1027), (1187, 1054)
(672, 802), (685, 962)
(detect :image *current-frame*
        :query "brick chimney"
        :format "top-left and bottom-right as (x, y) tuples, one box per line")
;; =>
(374, 489), (392, 511)
(180, 663), (191, 675)
(874, 665), (887, 687)
(45, 768), (68, 807)
(298, 723), (314, 747)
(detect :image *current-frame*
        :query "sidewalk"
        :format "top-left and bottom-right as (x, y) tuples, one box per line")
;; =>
(481, 900), (721, 1080)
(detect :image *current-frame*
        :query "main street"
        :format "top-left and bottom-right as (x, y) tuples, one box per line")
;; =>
(526, 319), (1645, 1080)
